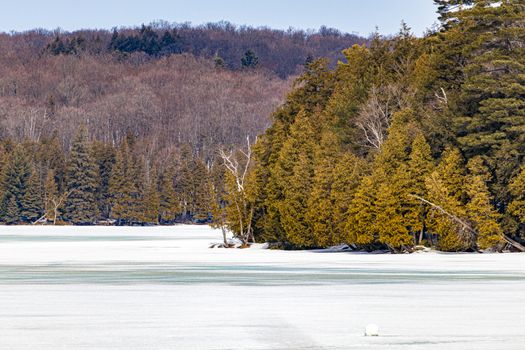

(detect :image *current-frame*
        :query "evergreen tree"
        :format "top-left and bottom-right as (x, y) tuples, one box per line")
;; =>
(425, 171), (470, 251)
(214, 53), (226, 69)
(174, 151), (210, 222)
(159, 160), (180, 223)
(361, 109), (417, 251)
(63, 125), (98, 224)
(425, 149), (471, 251)
(1, 145), (31, 224)
(4, 196), (20, 225)
(109, 140), (135, 223)
(508, 165), (525, 226)
(466, 169), (503, 250)
(20, 168), (44, 223)
(375, 182), (413, 252)
(274, 111), (317, 247)
(435, 147), (466, 202)
(331, 153), (367, 241)
(249, 59), (335, 243)
(37, 131), (66, 193)
(447, 1), (525, 204)
(405, 133), (434, 244)
(92, 141), (115, 219)
(306, 131), (341, 247)
(345, 176), (377, 247)
(241, 49), (258, 68)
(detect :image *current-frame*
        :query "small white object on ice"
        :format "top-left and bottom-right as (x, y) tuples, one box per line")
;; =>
(365, 324), (379, 336)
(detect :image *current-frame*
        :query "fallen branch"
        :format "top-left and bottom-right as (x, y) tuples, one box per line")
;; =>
(410, 194), (525, 253)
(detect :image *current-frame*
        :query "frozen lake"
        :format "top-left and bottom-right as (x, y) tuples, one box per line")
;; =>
(0, 225), (524, 349)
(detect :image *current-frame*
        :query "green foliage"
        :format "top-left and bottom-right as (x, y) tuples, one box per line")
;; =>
(508, 165), (525, 227)
(241, 49), (259, 68)
(275, 111), (317, 247)
(405, 133), (434, 242)
(20, 168), (44, 223)
(425, 171), (469, 252)
(109, 140), (140, 223)
(63, 126), (99, 224)
(1, 145), (31, 224)
(159, 160), (181, 223)
(466, 172), (503, 250)
(425, 148), (471, 251)
(375, 182), (413, 251)
(306, 131), (340, 247)
(92, 141), (115, 219)
(345, 176), (377, 247)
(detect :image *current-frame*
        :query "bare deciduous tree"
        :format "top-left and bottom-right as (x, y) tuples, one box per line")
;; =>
(219, 136), (255, 246)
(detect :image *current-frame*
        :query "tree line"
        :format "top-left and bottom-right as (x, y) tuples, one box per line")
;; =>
(213, 0), (525, 252)
(4, 21), (365, 78)
(0, 127), (223, 225)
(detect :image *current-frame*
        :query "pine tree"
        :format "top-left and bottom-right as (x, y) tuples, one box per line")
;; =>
(159, 160), (180, 223)
(91, 141), (115, 219)
(109, 140), (135, 224)
(1, 145), (31, 224)
(174, 146), (209, 221)
(37, 131), (66, 193)
(449, 1), (525, 203)
(63, 125), (98, 224)
(241, 49), (258, 68)
(4, 196), (20, 225)
(20, 168), (44, 223)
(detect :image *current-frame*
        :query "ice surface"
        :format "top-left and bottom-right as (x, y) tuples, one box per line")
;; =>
(0, 225), (524, 349)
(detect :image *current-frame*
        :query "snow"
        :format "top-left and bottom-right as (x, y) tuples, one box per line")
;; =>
(0, 225), (524, 349)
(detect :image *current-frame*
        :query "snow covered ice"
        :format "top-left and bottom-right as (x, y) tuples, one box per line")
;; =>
(0, 225), (524, 349)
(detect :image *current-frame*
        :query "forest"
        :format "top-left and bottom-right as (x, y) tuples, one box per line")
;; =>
(1, 0), (525, 253)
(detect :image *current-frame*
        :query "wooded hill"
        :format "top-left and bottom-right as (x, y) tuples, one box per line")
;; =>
(213, 0), (525, 252)
(2, 22), (364, 78)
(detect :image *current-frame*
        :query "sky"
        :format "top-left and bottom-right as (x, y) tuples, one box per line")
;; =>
(1, 0), (438, 36)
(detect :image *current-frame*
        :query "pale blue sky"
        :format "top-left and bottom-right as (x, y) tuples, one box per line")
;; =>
(2, 0), (438, 36)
